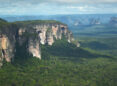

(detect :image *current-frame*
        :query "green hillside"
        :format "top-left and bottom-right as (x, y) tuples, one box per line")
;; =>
(73, 24), (117, 38)
(0, 39), (116, 86)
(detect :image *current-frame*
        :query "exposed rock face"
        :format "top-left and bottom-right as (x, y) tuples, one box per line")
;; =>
(0, 20), (79, 67)
(17, 23), (76, 60)
(19, 23), (74, 45)
(28, 38), (41, 59)
(0, 23), (17, 67)
(0, 35), (11, 62)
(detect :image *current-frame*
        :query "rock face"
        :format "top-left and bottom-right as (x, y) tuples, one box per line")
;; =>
(28, 38), (41, 59)
(0, 22), (17, 67)
(0, 20), (79, 67)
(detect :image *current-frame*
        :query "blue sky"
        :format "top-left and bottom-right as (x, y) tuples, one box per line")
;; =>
(0, 0), (117, 15)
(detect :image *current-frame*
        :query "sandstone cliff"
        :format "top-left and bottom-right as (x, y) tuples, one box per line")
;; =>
(0, 21), (17, 67)
(0, 19), (79, 67)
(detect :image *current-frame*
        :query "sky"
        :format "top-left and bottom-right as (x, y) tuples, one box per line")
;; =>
(0, 0), (117, 15)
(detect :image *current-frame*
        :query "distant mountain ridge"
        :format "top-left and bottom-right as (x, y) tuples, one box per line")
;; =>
(1, 14), (117, 26)
(110, 17), (117, 26)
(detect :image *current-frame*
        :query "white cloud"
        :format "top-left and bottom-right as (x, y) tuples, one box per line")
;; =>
(0, 0), (117, 15)
(1, 0), (117, 5)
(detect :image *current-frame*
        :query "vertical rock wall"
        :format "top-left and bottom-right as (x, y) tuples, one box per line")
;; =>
(0, 34), (16, 67)
(28, 38), (41, 59)
(0, 20), (79, 67)
(33, 24), (74, 45)
(17, 23), (77, 59)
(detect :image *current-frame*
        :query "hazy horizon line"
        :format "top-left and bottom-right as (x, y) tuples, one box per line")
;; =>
(0, 13), (117, 17)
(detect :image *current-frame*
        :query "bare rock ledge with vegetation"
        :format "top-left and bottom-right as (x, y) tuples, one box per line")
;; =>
(0, 19), (80, 67)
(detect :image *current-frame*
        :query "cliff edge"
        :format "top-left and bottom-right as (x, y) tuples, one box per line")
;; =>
(0, 19), (80, 67)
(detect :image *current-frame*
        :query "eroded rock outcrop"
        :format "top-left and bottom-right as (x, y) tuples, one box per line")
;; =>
(33, 24), (74, 45)
(28, 38), (41, 59)
(0, 20), (79, 67)
(0, 21), (17, 67)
